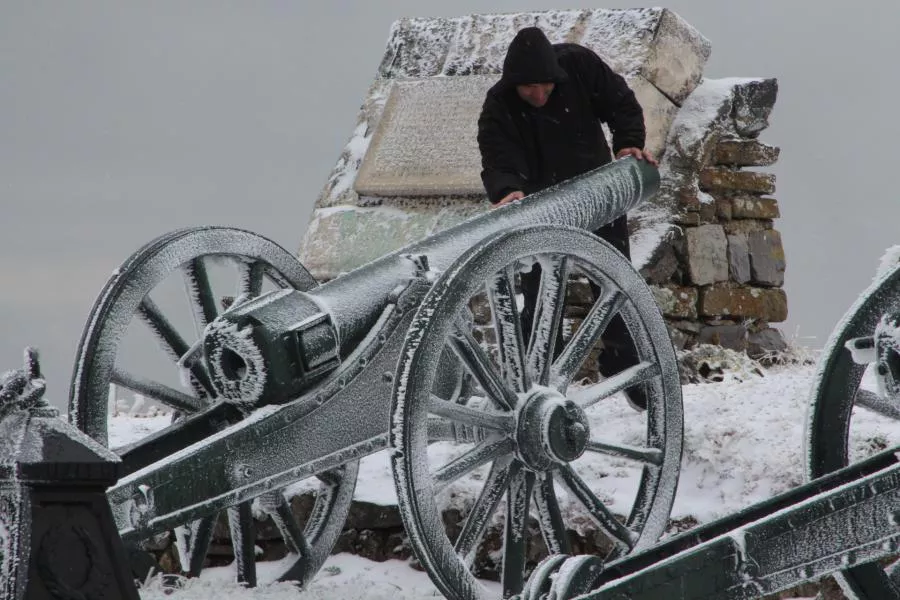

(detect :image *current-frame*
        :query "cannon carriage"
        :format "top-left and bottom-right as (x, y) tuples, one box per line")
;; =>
(66, 157), (684, 599)
(60, 149), (900, 600)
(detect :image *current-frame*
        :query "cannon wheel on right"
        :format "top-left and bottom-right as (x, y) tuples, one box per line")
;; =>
(390, 224), (684, 600)
(806, 261), (900, 598)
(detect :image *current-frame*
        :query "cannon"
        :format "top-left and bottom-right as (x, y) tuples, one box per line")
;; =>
(66, 156), (684, 599)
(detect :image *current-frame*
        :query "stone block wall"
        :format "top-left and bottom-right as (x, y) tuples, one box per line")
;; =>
(638, 77), (787, 359)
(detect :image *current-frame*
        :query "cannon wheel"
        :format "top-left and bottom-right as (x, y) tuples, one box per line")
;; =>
(391, 224), (683, 600)
(68, 226), (358, 587)
(806, 262), (900, 598)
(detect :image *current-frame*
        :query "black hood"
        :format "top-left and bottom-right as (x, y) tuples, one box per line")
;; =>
(500, 27), (569, 86)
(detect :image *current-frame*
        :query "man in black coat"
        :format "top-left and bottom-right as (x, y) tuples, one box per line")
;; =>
(476, 26), (657, 409)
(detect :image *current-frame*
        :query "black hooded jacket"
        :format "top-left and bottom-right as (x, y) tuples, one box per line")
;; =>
(477, 28), (647, 204)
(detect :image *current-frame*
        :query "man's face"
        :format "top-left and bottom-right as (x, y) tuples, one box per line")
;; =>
(516, 83), (554, 108)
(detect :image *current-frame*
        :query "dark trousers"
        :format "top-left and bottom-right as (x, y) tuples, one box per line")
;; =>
(520, 216), (637, 375)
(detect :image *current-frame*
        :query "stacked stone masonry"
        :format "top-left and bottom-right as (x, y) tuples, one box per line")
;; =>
(644, 130), (787, 359)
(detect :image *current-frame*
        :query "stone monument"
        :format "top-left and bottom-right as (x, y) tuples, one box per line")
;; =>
(297, 7), (787, 359)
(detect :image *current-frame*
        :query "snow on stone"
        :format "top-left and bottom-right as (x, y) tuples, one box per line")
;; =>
(658, 76), (771, 211)
(319, 82), (392, 206)
(382, 9), (663, 81)
(0, 485), (19, 590)
(329, 120), (377, 199)
(311, 204), (417, 222)
(876, 244), (900, 281)
(628, 202), (676, 271)
(663, 78), (748, 155)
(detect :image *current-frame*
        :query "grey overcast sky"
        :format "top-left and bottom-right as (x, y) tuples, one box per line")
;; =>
(2, 1), (898, 404)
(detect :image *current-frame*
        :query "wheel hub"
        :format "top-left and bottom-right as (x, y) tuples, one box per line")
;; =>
(515, 386), (590, 471)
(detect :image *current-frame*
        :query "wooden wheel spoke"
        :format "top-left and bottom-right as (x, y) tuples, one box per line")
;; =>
(585, 439), (664, 466)
(855, 389), (900, 421)
(559, 465), (637, 551)
(551, 290), (625, 390)
(569, 361), (659, 409)
(525, 255), (570, 386)
(433, 438), (516, 494)
(428, 394), (514, 432)
(533, 471), (571, 554)
(174, 516), (216, 576)
(448, 322), (517, 411)
(239, 260), (266, 297)
(454, 457), (519, 565)
(138, 296), (190, 360)
(183, 257), (218, 335)
(501, 469), (535, 598)
(138, 296), (214, 396)
(488, 267), (530, 394)
(227, 501), (257, 587)
(261, 492), (312, 558)
(111, 367), (205, 413)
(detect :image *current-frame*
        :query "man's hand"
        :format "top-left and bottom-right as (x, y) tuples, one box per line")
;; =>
(494, 190), (525, 208)
(616, 147), (658, 167)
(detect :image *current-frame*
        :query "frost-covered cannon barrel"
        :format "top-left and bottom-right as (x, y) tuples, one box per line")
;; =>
(66, 156), (685, 600)
(200, 157), (659, 408)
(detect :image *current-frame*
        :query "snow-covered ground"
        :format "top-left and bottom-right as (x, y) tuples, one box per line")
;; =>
(115, 352), (900, 600)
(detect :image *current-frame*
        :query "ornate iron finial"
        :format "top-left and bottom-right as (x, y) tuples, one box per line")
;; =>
(0, 347), (50, 419)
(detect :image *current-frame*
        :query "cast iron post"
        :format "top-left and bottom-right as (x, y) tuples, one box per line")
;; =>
(0, 349), (139, 599)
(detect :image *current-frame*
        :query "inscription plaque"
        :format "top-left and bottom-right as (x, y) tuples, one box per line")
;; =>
(355, 75), (498, 197)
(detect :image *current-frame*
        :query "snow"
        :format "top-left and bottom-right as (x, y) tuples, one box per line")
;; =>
(138, 553), (496, 599)
(876, 244), (900, 281)
(107, 354), (900, 599)
(628, 203), (676, 271)
(658, 76), (772, 211)
(321, 82), (391, 205)
(382, 9), (666, 81)
(666, 77), (766, 154)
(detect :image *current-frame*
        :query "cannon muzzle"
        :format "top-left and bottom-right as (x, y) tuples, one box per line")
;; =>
(203, 289), (340, 406)
(204, 157), (659, 406)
